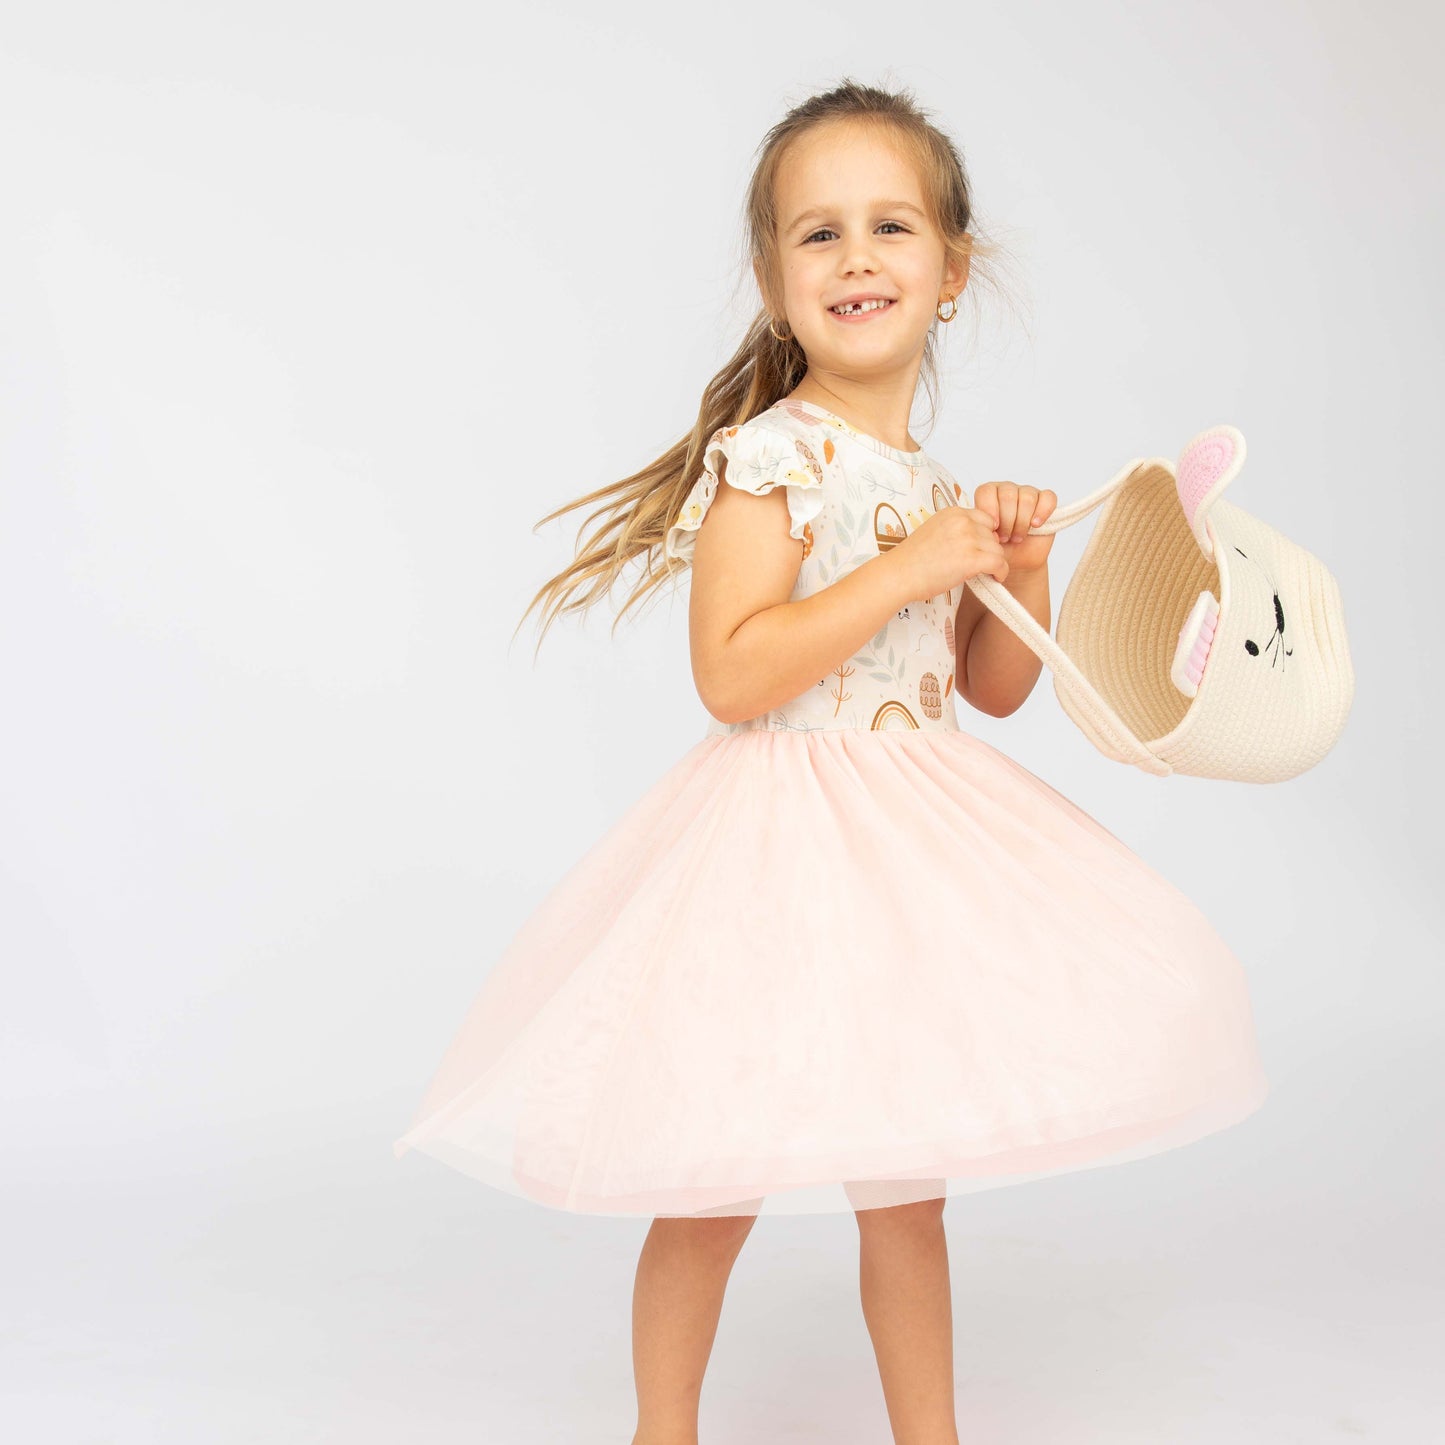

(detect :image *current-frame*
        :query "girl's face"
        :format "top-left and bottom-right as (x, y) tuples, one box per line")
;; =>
(766, 122), (967, 387)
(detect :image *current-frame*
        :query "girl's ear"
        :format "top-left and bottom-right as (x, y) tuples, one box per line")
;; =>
(946, 239), (971, 298)
(753, 254), (787, 316)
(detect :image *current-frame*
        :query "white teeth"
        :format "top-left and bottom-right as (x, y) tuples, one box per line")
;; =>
(831, 298), (893, 314)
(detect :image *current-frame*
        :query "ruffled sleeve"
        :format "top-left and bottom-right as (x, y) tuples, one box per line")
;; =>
(664, 418), (826, 566)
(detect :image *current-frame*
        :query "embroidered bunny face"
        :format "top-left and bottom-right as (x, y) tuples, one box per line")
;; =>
(1158, 426), (1353, 777)
(1051, 421), (1352, 780)
(966, 424), (1355, 781)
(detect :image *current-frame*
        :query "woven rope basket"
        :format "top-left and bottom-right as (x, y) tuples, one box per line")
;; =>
(963, 424), (1354, 782)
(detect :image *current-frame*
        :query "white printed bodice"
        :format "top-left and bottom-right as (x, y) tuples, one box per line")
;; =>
(664, 396), (970, 735)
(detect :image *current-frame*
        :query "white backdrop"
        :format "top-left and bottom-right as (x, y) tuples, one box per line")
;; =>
(3, 1), (1440, 1440)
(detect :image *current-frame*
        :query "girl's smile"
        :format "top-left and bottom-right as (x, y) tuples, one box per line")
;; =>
(827, 297), (899, 323)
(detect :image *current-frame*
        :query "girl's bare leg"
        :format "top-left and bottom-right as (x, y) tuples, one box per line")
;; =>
(630, 1208), (759, 1445)
(855, 1196), (960, 1445)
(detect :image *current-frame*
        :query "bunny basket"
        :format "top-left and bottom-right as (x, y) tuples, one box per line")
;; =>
(964, 424), (1354, 782)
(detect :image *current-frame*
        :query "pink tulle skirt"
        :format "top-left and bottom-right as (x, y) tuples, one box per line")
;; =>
(393, 728), (1269, 1216)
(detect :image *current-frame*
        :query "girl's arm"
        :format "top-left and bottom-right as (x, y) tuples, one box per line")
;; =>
(688, 465), (913, 725)
(952, 564), (1050, 718)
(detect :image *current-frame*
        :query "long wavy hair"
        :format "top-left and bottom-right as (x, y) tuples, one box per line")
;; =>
(512, 77), (1026, 658)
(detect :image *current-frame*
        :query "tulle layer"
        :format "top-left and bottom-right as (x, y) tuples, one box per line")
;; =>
(394, 728), (1269, 1216)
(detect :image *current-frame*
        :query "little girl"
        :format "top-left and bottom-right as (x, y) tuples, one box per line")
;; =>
(395, 79), (1269, 1445)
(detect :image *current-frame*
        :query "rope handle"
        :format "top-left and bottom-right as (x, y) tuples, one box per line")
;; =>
(961, 455), (1174, 774)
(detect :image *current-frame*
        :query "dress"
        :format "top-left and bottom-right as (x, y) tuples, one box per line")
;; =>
(392, 395), (1270, 1217)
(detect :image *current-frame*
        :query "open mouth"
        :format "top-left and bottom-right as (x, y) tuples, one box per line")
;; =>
(828, 298), (896, 319)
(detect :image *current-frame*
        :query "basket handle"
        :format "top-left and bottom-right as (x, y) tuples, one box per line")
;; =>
(961, 457), (1170, 775)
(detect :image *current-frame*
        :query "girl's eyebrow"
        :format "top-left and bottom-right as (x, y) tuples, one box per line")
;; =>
(785, 199), (927, 233)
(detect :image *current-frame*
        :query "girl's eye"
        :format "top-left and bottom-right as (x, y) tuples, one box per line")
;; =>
(803, 221), (909, 244)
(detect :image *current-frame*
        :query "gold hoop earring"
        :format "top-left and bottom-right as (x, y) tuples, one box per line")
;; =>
(769, 316), (794, 342)
(936, 295), (958, 323)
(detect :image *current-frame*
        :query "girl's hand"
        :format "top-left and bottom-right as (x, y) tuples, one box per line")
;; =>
(973, 481), (1058, 575)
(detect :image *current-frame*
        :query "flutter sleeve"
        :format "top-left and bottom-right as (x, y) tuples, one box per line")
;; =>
(663, 418), (825, 566)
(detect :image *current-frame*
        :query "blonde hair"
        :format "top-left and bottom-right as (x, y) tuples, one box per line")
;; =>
(512, 76), (1026, 659)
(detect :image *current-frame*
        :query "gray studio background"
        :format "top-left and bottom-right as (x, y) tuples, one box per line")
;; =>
(3, 2), (1440, 1441)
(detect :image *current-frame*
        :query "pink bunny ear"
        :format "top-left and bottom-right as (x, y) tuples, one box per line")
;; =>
(1171, 589), (1220, 698)
(1176, 425), (1247, 557)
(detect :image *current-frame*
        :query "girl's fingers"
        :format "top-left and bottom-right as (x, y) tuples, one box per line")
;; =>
(998, 499), (1019, 541)
(977, 481), (1051, 541)
(1031, 488), (1058, 525)
(1005, 489), (1033, 541)
(1016, 487), (1040, 534)
(982, 483), (1058, 537)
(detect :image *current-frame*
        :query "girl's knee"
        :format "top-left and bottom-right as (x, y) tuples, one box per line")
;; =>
(854, 1198), (945, 1227)
(845, 1178), (947, 1216)
(650, 1207), (760, 1250)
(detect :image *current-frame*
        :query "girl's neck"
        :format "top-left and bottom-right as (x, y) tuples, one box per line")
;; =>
(783, 383), (922, 456)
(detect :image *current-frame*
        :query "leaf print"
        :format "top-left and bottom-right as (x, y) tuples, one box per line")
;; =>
(863, 466), (911, 502)
(869, 671), (892, 683)
(887, 645), (896, 667)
